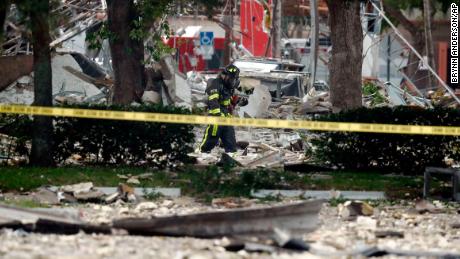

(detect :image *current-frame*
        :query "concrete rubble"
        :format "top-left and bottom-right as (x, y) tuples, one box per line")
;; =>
(192, 126), (311, 169)
(338, 201), (374, 220)
(3, 182), (179, 206)
(0, 197), (459, 258)
(159, 55), (193, 109)
(0, 199), (323, 238)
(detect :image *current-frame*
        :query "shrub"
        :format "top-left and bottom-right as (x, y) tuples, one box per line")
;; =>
(0, 114), (33, 158)
(0, 104), (195, 168)
(311, 106), (460, 175)
(184, 166), (301, 199)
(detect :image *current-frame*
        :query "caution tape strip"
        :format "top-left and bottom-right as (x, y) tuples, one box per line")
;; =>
(0, 104), (460, 136)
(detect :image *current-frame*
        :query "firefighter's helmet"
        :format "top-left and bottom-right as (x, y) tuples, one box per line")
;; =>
(223, 64), (240, 78)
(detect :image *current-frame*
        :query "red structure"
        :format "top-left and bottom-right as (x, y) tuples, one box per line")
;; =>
(165, 37), (227, 74)
(240, 0), (271, 57)
(164, 0), (272, 73)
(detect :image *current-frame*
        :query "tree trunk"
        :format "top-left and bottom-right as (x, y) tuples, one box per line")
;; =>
(0, 0), (10, 46)
(423, 0), (436, 88)
(223, 25), (231, 66)
(271, 0), (281, 58)
(28, 0), (54, 166)
(326, 0), (363, 112)
(107, 0), (145, 104)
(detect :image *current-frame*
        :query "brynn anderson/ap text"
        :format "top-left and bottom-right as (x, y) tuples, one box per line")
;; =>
(452, 3), (458, 84)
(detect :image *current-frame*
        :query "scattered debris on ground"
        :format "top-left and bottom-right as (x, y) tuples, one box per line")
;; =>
(0, 199), (323, 238)
(0, 197), (459, 258)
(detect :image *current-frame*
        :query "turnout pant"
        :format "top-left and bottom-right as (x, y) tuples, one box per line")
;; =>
(199, 124), (237, 153)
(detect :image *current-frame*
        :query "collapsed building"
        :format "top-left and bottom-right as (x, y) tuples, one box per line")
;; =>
(0, 0), (458, 168)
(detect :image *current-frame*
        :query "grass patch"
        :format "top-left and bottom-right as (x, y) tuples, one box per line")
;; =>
(0, 166), (424, 200)
(0, 166), (170, 191)
(0, 199), (50, 208)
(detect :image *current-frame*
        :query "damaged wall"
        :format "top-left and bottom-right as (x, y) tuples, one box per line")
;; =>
(0, 55), (33, 91)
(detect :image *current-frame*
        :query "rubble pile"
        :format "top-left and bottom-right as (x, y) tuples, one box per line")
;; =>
(0, 53), (110, 105)
(2, 0), (104, 56)
(309, 200), (460, 256)
(0, 198), (459, 258)
(10, 182), (145, 206)
(367, 79), (432, 108)
(298, 87), (331, 114)
(427, 89), (460, 108)
(192, 126), (310, 168)
(81, 197), (213, 224)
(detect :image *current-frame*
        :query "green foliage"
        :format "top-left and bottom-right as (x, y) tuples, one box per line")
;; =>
(85, 22), (117, 50)
(184, 166), (301, 200)
(142, 188), (164, 200)
(85, 0), (220, 61)
(1, 199), (50, 208)
(0, 166), (423, 199)
(362, 82), (386, 105)
(52, 104), (195, 168)
(328, 196), (348, 207)
(146, 40), (173, 61)
(312, 107), (460, 175)
(0, 166), (170, 191)
(0, 104), (195, 168)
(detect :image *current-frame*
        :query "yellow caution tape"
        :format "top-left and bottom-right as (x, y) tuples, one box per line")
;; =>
(1, 104), (460, 136)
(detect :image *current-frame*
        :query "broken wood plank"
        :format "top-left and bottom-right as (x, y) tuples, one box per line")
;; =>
(258, 143), (280, 152)
(0, 204), (111, 235)
(244, 151), (283, 168)
(62, 66), (112, 89)
(50, 16), (100, 47)
(112, 199), (324, 238)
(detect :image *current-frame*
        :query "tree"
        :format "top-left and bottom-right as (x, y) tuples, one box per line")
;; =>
(16, 0), (55, 166)
(106, 0), (145, 104)
(0, 1), (11, 46)
(383, 0), (453, 82)
(95, 0), (219, 104)
(325, 0), (363, 112)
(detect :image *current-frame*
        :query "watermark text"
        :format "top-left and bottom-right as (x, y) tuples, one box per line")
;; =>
(452, 3), (459, 84)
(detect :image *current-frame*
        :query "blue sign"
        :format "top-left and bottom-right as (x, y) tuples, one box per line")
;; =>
(199, 31), (214, 46)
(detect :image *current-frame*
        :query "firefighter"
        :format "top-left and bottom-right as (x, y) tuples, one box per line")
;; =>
(199, 64), (242, 153)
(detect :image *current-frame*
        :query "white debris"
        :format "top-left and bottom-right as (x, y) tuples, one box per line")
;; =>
(141, 90), (161, 104)
(160, 55), (192, 109)
(17, 75), (32, 85)
(52, 54), (103, 98)
(60, 182), (93, 195)
(134, 202), (158, 212)
(237, 84), (271, 118)
(126, 177), (141, 185)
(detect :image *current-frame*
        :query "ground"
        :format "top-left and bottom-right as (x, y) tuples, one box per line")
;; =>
(0, 197), (459, 258)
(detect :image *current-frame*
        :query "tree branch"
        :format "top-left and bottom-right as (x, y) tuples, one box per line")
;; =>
(382, 0), (420, 36)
